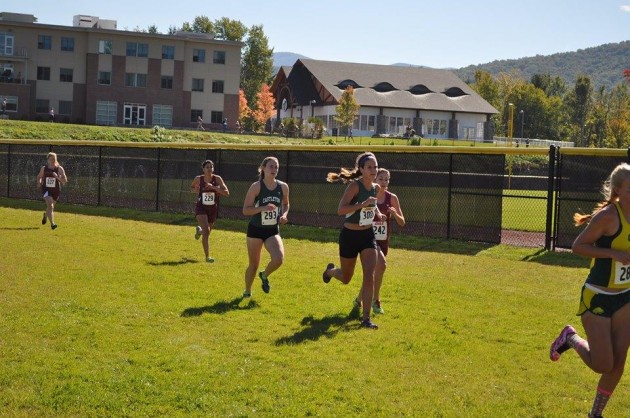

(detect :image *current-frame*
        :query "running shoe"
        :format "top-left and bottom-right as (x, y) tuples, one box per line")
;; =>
(360, 319), (378, 329)
(206, 256), (215, 263)
(259, 271), (270, 293)
(51, 224), (58, 230)
(372, 300), (384, 315)
(195, 225), (202, 240)
(242, 290), (252, 298)
(549, 325), (576, 361)
(322, 263), (335, 283)
(41, 213), (47, 225)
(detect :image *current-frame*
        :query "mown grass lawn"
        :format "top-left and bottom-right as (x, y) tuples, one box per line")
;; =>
(2, 199), (626, 417)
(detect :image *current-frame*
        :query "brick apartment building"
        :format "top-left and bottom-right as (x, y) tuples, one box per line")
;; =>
(0, 12), (242, 129)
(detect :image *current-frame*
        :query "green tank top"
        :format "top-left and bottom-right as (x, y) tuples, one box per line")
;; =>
(586, 202), (630, 289)
(345, 180), (377, 226)
(249, 179), (284, 228)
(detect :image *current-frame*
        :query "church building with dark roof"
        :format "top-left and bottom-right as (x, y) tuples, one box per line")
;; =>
(270, 59), (498, 140)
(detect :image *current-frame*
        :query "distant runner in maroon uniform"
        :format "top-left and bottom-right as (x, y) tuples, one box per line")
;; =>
(191, 160), (229, 263)
(36, 152), (68, 230)
(355, 168), (405, 315)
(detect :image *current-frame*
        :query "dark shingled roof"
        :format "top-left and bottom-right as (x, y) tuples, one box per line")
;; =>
(294, 59), (498, 114)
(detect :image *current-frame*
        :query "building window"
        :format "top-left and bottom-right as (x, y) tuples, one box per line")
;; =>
(153, 104), (173, 127)
(60, 37), (74, 52)
(126, 42), (149, 57)
(38, 35), (52, 50)
(36, 99), (50, 113)
(98, 40), (112, 54)
(98, 71), (111, 85)
(59, 101), (72, 115)
(96, 101), (117, 125)
(213, 50), (225, 64)
(193, 48), (205, 63)
(0, 33), (14, 55)
(162, 45), (174, 59)
(161, 75), (173, 89)
(125, 73), (147, 88)
(126, 42), (137, 57)
(191, 109), (203, 123)
(138, 43), (148, 57)
(37, 66), (51, 81)
(211, 80), (224, 94)
(60, 68), (73, 83)
(211, 111), (223, 124)
(192, 78), (204, 92)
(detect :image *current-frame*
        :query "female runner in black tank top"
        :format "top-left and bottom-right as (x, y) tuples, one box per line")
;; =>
(355, 168), (405, 315)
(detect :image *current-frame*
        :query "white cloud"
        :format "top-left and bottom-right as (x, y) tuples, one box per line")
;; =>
(621, 5), (630, 12)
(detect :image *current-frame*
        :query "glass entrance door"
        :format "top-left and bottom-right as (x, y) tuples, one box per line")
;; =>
(123, 104), (146, 126)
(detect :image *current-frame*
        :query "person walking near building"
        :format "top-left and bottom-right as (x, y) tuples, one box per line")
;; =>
(242, 156), (290, 297)
(36, 152), (68, 230)
(354, 168), (405, 315)
(322, 152), (381, 329)
(550, 162), (630, 418)
(49, 107), (55, 122)
(197, 115), (205, 131)
(191, 160), (229, 263)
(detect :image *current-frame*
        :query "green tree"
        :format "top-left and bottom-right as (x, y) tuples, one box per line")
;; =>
(213, 17), (248, 41)
(147, 25), (159, 34)
(606, 82), (630, 148)
(334, 87), (360, 140)
(530, 73), (566, 97)
(564, 75), (593, 146)
(241, 25), (274, 109)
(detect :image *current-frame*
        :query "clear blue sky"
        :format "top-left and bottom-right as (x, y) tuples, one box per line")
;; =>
(8, 0), (630, 68)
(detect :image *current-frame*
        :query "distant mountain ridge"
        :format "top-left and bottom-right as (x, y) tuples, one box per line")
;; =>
(273, 41), (630, 89)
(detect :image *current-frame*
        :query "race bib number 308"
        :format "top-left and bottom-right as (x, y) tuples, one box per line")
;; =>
(359, 206), (376, 226)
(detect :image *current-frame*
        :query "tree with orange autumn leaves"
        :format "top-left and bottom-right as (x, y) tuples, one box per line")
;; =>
(239, 84), (275, 133)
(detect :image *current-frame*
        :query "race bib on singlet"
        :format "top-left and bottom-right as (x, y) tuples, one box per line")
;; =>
(372, 221), (387, 240)
(614, 261), (630, 286)
(45, 177), (56, 187)
(261, 208), (279, 225)
(202, 192), (215, 205)
(359, 206), (376, 226)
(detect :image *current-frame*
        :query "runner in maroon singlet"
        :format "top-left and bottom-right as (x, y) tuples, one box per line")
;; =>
(36, 152), (68, 230)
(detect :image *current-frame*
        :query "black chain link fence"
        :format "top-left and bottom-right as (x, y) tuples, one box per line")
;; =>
(1, 141), (627, 249)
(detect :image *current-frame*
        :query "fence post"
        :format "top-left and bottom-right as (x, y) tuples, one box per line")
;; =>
(6, 143), (11, 198)
(446, 153), (453, 239)
(155, 147), (161, 212)
(544, 145), (556, 250)
(97, 146), (102, 206)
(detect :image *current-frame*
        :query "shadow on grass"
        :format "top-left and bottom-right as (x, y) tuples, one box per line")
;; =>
(181, 297), (259, 317)
(148, 257), (199, 266)
(1, 197), (582, 264)
(274, 307), (362, 345)
(0, 226), (40, 231)
(520, 247), (587, 268)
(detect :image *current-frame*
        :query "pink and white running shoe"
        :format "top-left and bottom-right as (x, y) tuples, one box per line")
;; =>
(549, 325), (576, 361)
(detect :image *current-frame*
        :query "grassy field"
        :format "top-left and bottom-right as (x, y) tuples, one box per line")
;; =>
(2, 198), (628, 417)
